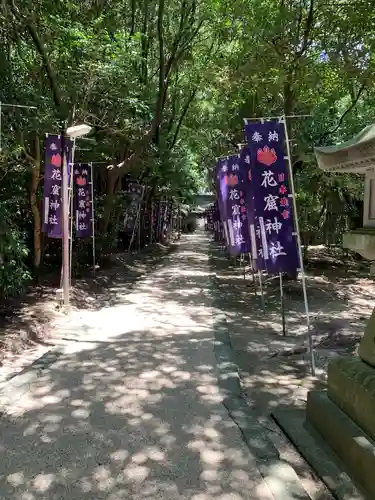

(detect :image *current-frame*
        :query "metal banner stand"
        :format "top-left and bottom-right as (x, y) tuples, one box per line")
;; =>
(89, 162), (96, 274)
(279, 272), (286, 336)
(177, 203), (181, 239)
(68, 142), (77, 287)
(258, 270), (265, 310)
(281, 114), (315, 374)
(244, 114), (315, 374)
(137, 203), (142, 252)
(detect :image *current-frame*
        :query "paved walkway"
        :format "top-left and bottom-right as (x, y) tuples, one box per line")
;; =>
(0, 231), (310, 499)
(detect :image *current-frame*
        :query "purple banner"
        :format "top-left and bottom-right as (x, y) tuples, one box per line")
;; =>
(238, 147), (265, 269)
(216, 155), (252, 255)
(74, 164), (93, 238)
(245, 120), (299, 274)
(43, 134), (73, 238)
(124, 183), (145, 233)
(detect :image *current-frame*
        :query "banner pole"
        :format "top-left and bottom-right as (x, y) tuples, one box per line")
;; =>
(68, 141), (76, 287)
(177, 202), (181, 240)
(150, 202), (154, 243)
(248, 252), (257, 295)
(61, 130), (70, 308)
(258, 270), (265, 311)
(90, 162), (96, 274)
(281, 115), (315, 375)
(137, 203), (142, 252)
(279, 272), (286, 336)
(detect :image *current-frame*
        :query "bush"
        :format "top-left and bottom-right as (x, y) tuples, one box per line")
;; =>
(0, 204), (31, 300)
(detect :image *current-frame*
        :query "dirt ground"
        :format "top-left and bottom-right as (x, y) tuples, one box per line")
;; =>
(0, 242), (177, 383)
(207, 243), (374, 499)
(210, 243), (375, 416)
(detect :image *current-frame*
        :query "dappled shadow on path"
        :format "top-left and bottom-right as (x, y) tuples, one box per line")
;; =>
(0, 233), (275, 500)
(70, 242), (179, 311)
(209, 242), (375, 417)
(0, 242), (178, 381)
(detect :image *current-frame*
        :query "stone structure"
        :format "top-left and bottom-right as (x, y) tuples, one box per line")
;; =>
(315, 124), (375, 265)
(303, 126), (375, 497)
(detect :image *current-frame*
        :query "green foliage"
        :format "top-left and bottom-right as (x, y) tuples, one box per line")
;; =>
(1, 0), (375, 299)
(0, 203), (31, 299)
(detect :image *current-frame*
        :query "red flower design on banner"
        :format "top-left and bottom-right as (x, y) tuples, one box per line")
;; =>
(257, 146), (277, 167)
(228, 174), (238, 186)
(51, 153), (62, 167)
(280, 197), (289, 207)
(76, 176), (87, 186)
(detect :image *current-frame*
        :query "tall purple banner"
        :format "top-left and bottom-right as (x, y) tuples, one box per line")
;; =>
(245, 120), (299, 274)
(124, 183), (145, 233)
(216, 155), (252, 256)
(74, 164), (93, 238)
(43, 134), (73, 238)
(238, 147), (265, 269)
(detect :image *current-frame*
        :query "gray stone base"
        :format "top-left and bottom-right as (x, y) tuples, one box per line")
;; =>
(272, 395), (371, 500)
(327, 357), (375, 441)
(307, 390), (375, 499)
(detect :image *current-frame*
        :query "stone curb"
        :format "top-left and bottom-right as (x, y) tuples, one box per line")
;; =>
(272, 407), (366, 500)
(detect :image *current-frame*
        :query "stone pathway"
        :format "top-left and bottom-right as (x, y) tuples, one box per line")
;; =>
(0, 231), (324, 499)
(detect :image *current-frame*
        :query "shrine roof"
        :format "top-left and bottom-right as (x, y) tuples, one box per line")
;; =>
(314, 124), (375, 173)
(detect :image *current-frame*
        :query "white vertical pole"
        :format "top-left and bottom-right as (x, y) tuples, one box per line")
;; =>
(150, 203), (154, 243)
(138, 202), (142, 251)
(279, 272), (286, 336)
(69, 140), (76, 288)
(281, 115), (315, 375)
(258, 270), (265, 310)
(90, 162), (96, 274)
(62, 133), (70, 308)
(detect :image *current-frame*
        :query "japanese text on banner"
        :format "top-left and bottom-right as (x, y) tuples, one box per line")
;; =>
(216, 155), (252, 256)
(74, 164), (93, 238)
(245, 120), (299, 274)
(238, 146), (264, 268)
(43, 134), (73, 239)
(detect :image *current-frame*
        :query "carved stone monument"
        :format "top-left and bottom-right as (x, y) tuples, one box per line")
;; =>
(304, 126), (375, 497)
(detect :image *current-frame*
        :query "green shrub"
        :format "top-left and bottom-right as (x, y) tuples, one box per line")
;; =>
(0, 204), (31, 300)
